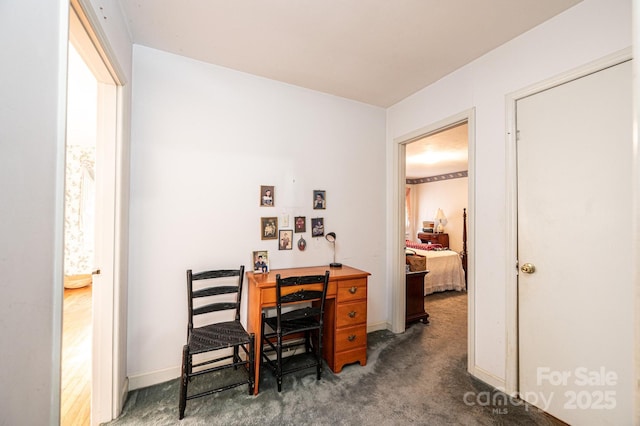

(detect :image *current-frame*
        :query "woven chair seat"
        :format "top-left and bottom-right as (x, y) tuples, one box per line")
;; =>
(189, 320), (253, 354)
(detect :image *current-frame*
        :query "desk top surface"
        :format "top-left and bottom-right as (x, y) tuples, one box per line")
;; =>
(246, 264), (370, 287)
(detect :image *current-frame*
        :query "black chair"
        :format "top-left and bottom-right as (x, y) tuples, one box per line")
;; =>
(179, 266), (255, 420)
(260, 271), (330, 392)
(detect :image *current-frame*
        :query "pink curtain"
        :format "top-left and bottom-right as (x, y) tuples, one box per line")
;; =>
(405, 187), (413, 239)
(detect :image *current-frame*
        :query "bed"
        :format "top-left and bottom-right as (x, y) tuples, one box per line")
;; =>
(408, 247), (465, 294)
(406, 208), (468, 295)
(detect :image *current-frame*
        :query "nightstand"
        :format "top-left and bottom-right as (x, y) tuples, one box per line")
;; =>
(406, 270), (429, 326)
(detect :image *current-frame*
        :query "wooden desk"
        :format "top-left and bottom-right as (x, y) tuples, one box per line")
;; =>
(246, 265), (370, 394)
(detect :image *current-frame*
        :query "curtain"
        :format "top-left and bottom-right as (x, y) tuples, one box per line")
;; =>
(405, 186), (413, 240)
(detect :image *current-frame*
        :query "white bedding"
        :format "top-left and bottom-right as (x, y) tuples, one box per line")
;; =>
(412, 248), (466, 295)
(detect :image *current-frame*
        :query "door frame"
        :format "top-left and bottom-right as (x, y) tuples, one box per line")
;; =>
(68, 0), (127, 423)
(393, 108), (476, 373)
(504, 48), (633, 397)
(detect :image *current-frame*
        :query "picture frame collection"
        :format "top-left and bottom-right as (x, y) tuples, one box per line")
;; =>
(255, 185), (328, 273)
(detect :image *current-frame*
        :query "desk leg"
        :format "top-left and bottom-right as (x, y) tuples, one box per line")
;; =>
(248, 287), (262, 395)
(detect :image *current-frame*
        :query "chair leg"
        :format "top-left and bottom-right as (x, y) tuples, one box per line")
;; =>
(233, 345), (240, 370)
(260, 314), (266, 389)
(316, 331), (323, 380)
(305, 330), (311, 353)
(276, 334), (283, 392)
(248, 334), (255, 395)
(179, 345), (189, 420)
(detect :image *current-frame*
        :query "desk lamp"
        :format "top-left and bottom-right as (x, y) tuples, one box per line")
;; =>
(325, 232), (342, 268)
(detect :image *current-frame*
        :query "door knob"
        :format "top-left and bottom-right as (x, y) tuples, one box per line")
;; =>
(520, 263), (536, 274)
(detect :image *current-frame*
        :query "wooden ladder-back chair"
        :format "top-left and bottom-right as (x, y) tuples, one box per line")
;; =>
(179, 266), (255, 419)
(260, 271), (330, 392)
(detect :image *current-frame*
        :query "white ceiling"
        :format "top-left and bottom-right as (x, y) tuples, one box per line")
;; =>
(117, 0), (582, 108)
(405, 123), (468, 179)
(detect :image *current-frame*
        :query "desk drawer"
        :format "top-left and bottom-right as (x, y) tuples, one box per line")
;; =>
(336, 300), (367, 328)
(335, 324), (367, 352)
(260, 281), (337, 306)
(337, 279), (367, 302)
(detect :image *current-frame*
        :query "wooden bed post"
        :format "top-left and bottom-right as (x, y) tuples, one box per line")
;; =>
(461, 208), (468, 290)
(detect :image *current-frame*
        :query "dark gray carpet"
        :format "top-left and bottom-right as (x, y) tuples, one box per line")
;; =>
(105, 291), (565, 425)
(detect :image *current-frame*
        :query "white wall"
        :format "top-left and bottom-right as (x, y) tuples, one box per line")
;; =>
(388, 0), (632, 386)
(0, 2), (68, 424)
(127, 46), (386, 387)
(412, 178), (468, 253)
(0, 0), (132, 422)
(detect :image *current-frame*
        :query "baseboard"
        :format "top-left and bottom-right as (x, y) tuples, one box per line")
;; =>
(128, 366), (180, 391)
(116, 377), (129, 417)
(468, 364), (507, 393)
(367, 321), (390, 333)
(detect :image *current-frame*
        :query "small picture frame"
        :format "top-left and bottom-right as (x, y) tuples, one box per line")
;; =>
(311, 218), (324, 237)
(278, 229), (293, 250)
(294, 216), (306, 233)
(261, 217), (278, 240)
(260, 185), (274, 207)
(252, 250), (269, 273)
(313, 190), (326, 210)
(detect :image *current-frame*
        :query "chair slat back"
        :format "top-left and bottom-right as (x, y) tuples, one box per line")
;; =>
(275, 271), (329, 325)
(193, 302), (238, 316)
(186, 266), (245, 333)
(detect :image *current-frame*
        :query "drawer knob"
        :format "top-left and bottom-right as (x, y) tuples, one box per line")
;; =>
(349, 286), (358, 294)
(347, 334), (357, 342)
(348, 311), (357, 318)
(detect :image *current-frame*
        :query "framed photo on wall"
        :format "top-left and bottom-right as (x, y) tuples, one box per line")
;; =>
(252, 250), (269, 273)
(294, 216), (306, 233)
(261, 217), (278, 240)
(311, 218), (324, 237)
(313, 190), (326, 210)
(278, 230), (293, 250)
(260, 185), (274, 207)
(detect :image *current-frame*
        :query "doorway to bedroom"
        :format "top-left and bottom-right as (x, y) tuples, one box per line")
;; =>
(398, 110), (474, 372)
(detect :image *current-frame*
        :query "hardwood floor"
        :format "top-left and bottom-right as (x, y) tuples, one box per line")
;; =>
(61, 285), (92, 426)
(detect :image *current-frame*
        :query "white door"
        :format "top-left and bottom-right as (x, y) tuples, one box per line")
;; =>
(91, 81), (118, 425)
(517, 60), (633, 425)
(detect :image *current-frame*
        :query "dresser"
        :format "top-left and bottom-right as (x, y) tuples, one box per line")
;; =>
(417, 232), (449, 247)
(246, 265), (370, 394)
